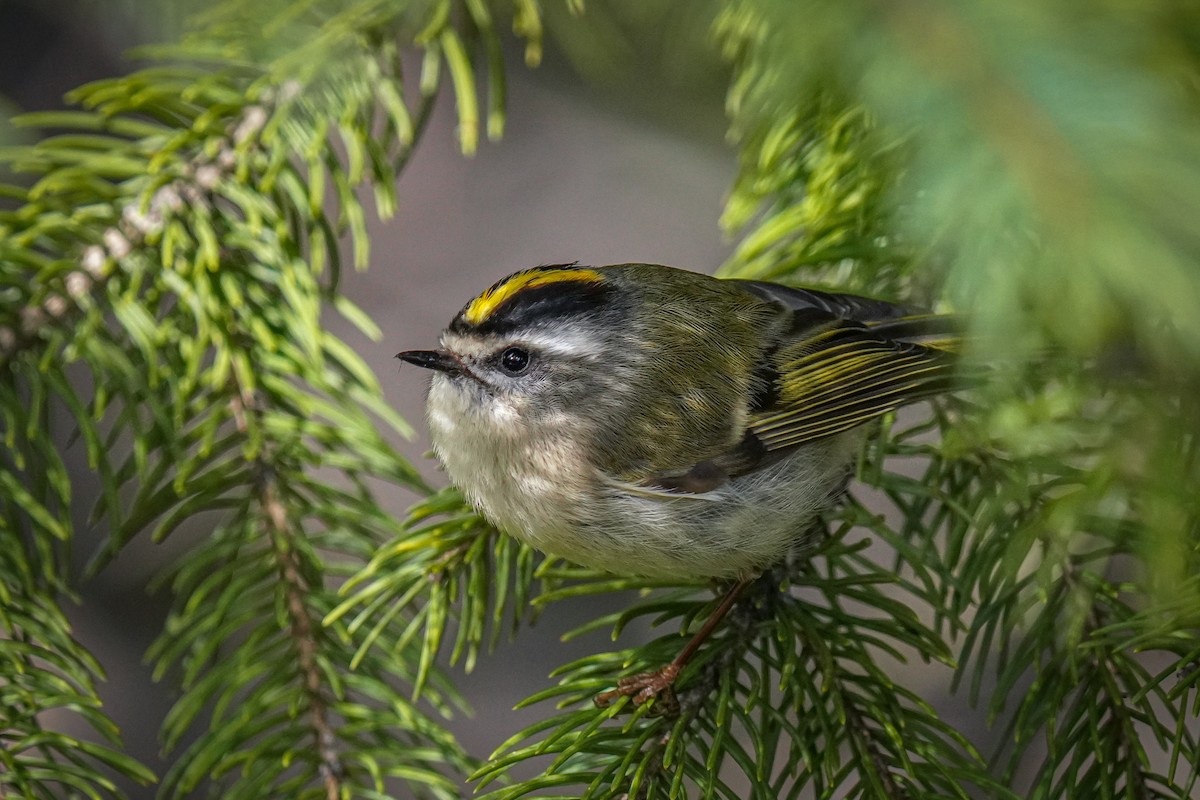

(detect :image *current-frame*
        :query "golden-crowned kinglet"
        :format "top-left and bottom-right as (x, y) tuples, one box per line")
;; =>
(398, 263), (959, 582)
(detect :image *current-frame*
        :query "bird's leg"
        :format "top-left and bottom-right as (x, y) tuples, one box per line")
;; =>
(594, 577), (752, 710)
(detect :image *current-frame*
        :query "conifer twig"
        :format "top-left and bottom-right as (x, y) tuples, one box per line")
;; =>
(262, 477), (344, 800)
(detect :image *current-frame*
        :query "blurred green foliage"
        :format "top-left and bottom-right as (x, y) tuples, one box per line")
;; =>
(1, 1), (1198, 798)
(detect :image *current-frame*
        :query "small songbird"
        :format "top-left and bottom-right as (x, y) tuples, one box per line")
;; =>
(399, 262), (959, 580)
(398, 263), (961, 702)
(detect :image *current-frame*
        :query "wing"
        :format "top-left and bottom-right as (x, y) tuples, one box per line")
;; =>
(623, 279), (963, 496)
(603, 432), (767, 500)
(749, 315), (961, 451)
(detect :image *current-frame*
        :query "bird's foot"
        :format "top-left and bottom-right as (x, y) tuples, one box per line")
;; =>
(594, 663), (680, 714)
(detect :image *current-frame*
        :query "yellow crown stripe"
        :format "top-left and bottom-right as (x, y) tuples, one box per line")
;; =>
(463, 268), (605, 324)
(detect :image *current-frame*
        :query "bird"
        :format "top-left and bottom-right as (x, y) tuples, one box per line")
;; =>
(398, 262), (962, 704)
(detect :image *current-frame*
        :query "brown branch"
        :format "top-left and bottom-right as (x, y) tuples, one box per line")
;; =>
(233, 380), (343, 797)
(261, 476), (343, 800)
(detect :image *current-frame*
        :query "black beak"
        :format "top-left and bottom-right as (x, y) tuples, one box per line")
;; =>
(396, 349), (461, 374)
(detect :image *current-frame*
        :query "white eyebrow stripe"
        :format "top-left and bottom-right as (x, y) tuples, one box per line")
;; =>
(518, 330), (606, 359)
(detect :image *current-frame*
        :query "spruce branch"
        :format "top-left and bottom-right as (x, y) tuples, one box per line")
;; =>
(1, 1), (547, 796)
(708, 2), (1200, 795)
(260, 471), (345, 800)
(329, 489), (561, 696)
(0, 583), (157, 799)
(463, 514), (1004, 799)
(0, 306), (155, 797)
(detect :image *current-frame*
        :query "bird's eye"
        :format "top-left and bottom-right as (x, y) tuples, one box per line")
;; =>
(498, 346), (532, 376)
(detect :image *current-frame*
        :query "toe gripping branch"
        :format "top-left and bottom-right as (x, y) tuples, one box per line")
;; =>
(594, 578), (752, 711)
